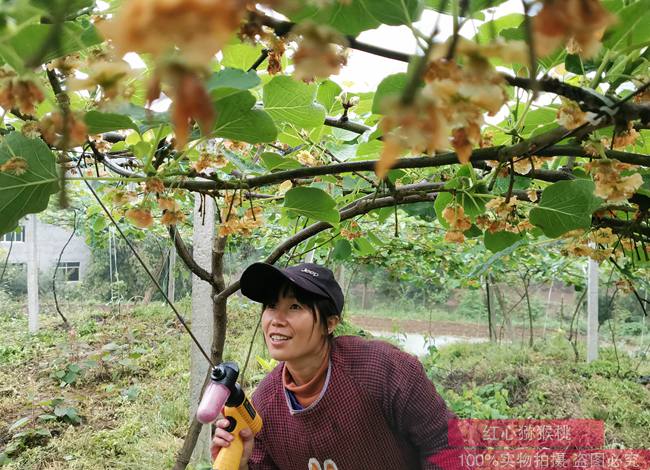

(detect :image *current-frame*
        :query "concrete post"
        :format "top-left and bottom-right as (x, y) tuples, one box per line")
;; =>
(27, 215), (39, 333)
(190, 194), (215, 463)
(587, 255), (599, 363)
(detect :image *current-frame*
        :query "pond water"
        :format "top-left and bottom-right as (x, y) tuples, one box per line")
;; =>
(368, 330), (488, 357)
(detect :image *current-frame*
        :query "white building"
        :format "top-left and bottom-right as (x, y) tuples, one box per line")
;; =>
(1, 217), (92, 281)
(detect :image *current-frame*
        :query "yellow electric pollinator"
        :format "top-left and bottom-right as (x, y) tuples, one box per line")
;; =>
(196, 362), (263, 470)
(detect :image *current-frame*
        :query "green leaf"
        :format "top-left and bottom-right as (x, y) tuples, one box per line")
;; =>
(565, 54), (585, 75)
(493, 175), (531, 194)
(9, 416), (30, 431)
(372, 73), (409, 114)
(434, 192), (454, 228)
(603, 1), (650, 49)
(223, 149), (265, 174)
(283, 187), (340, 225)
(518, 107), (558, 136)
(84, 111), (138, 134)
(529, 180), (602, 238)
(457, 190), (490, 218)
(473, 13), (524, 44)
(260, 152), (303, 171)
(4, 21), (101, 68)
(0, 133), (58, 235)
(213, 91), (277, 143)
(332, 238), (352, 260)
(121, 385), (140, 401)
(352, 237), (376, 256)
(31, 0), (94, 19)
(221, 42), (265, 70)
(402, 201), (437, 221)
(63, 408), (81, 425)
(317, 80), (343, 113)
(424, 0), (508, 18)
(484, 230), (525, 253)
(470, 238), (528, 278)
(263, 76), (326, 129)
(206, 68), (261, 100)
(284, 0), (423, 36)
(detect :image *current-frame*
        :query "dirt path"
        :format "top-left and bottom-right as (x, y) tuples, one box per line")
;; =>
(350, 315), (548, 339)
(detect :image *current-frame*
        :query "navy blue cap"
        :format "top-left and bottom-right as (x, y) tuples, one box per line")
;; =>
(240, 262), (344, 315)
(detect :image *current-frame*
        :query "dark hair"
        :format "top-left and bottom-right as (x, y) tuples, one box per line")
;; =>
(262, 281), (340, 337)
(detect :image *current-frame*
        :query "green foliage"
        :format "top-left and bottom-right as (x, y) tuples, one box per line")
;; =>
(84, 111), (138, 135)
(263, 76), (326, 129)
(0, 133), (58, 234)
(283, 0), (423, 36)
(455, 288), (487, 319)
(372, 73), (408, 114)
(213, 91), (277, 143)
(283, 186), (340, 225)
(444, 382), (512, 419)
(426, 338), (650, 448)
(484, 230), (525, 253)
(529, 180), (603, 238)
(51, 363), (84, 386)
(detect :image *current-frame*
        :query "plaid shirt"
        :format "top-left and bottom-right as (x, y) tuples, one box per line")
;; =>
(249, 335), (459, 470)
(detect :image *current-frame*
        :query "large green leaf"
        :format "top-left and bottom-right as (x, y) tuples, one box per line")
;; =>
(31, 0), (94, 19)
(332, 238), (352, 260)
(353, 236), (376, 256)
(260, 152), (303, 171)
(283, 186), (340, 225)
(84, 111), (138, 134)
(371, 73), (408, 114)
(221, 42), (265, 71)
(284, 0), (423, 36)
(484, 230), (525, 253)
(213, 91), (277, 143)
(0, 133), (59, 235)
(529, 180), (603, 238)
(433, 192), (453, 228)
(317, 80), (343, 114)
(1, 20), (101, 71)
(473, 13), (523, 44)
(263, 76), (326, 129)
(603, 1), (650, 50)
(206, 68), (261, 100)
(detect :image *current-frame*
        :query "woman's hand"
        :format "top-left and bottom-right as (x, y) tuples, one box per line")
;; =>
(210, 419), (255, 469)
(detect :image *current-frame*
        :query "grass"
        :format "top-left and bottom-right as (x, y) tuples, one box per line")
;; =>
(425, 336), (650, 449)
(1, 299), (649, 467)
(0, 298), (269, 469)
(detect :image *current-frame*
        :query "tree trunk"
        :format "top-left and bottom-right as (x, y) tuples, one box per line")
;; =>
(522, 276), (534, 347)
(361, 279), (368, 310)
(542, 278), (555, 340)
(493, 283), (513, 343)
(173, 236), (229, 470)
(485, 275), (495, 342)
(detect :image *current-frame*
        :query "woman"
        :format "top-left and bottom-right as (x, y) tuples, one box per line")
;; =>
(211, 262), (459, 470)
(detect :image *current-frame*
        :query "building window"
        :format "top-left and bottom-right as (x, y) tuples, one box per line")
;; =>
(57, 262), (80, 282)
(2, 226), (25, 242)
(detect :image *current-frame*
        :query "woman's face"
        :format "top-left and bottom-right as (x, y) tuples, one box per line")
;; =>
(262, 294), (331, 364)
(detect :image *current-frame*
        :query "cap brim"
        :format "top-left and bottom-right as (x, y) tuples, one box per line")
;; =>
(240, 262), (329, 304)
